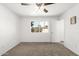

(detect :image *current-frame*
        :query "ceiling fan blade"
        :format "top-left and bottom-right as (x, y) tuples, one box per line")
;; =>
(44, 3), (55, 6)
(21, 3), (30, 6)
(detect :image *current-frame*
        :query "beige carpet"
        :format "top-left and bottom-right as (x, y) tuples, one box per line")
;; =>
(2, 42), (77, 56)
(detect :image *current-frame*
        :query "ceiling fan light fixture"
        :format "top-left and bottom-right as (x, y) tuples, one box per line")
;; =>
(44, 8), (48, 13)
(21, 3), (55, 13)
(36, 3), (43, 8)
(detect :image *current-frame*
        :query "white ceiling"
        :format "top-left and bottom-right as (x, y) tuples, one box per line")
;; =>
(2, 3), (76, 17)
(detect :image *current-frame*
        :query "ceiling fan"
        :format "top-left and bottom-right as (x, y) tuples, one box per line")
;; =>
(21, 3), (55, 13)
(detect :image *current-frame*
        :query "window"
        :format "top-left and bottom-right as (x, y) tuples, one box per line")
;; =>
(31, 21), (48, 33)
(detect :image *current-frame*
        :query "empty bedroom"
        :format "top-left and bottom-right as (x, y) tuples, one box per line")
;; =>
(0, 3), (79, 56)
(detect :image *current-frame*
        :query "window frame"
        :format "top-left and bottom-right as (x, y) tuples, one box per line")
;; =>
(31, 20), (49, 33)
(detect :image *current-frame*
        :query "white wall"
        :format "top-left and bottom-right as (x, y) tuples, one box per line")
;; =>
(0, 4), (20, 55)
(20, 16), (59, 42)
(60, 4), (79, 55)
